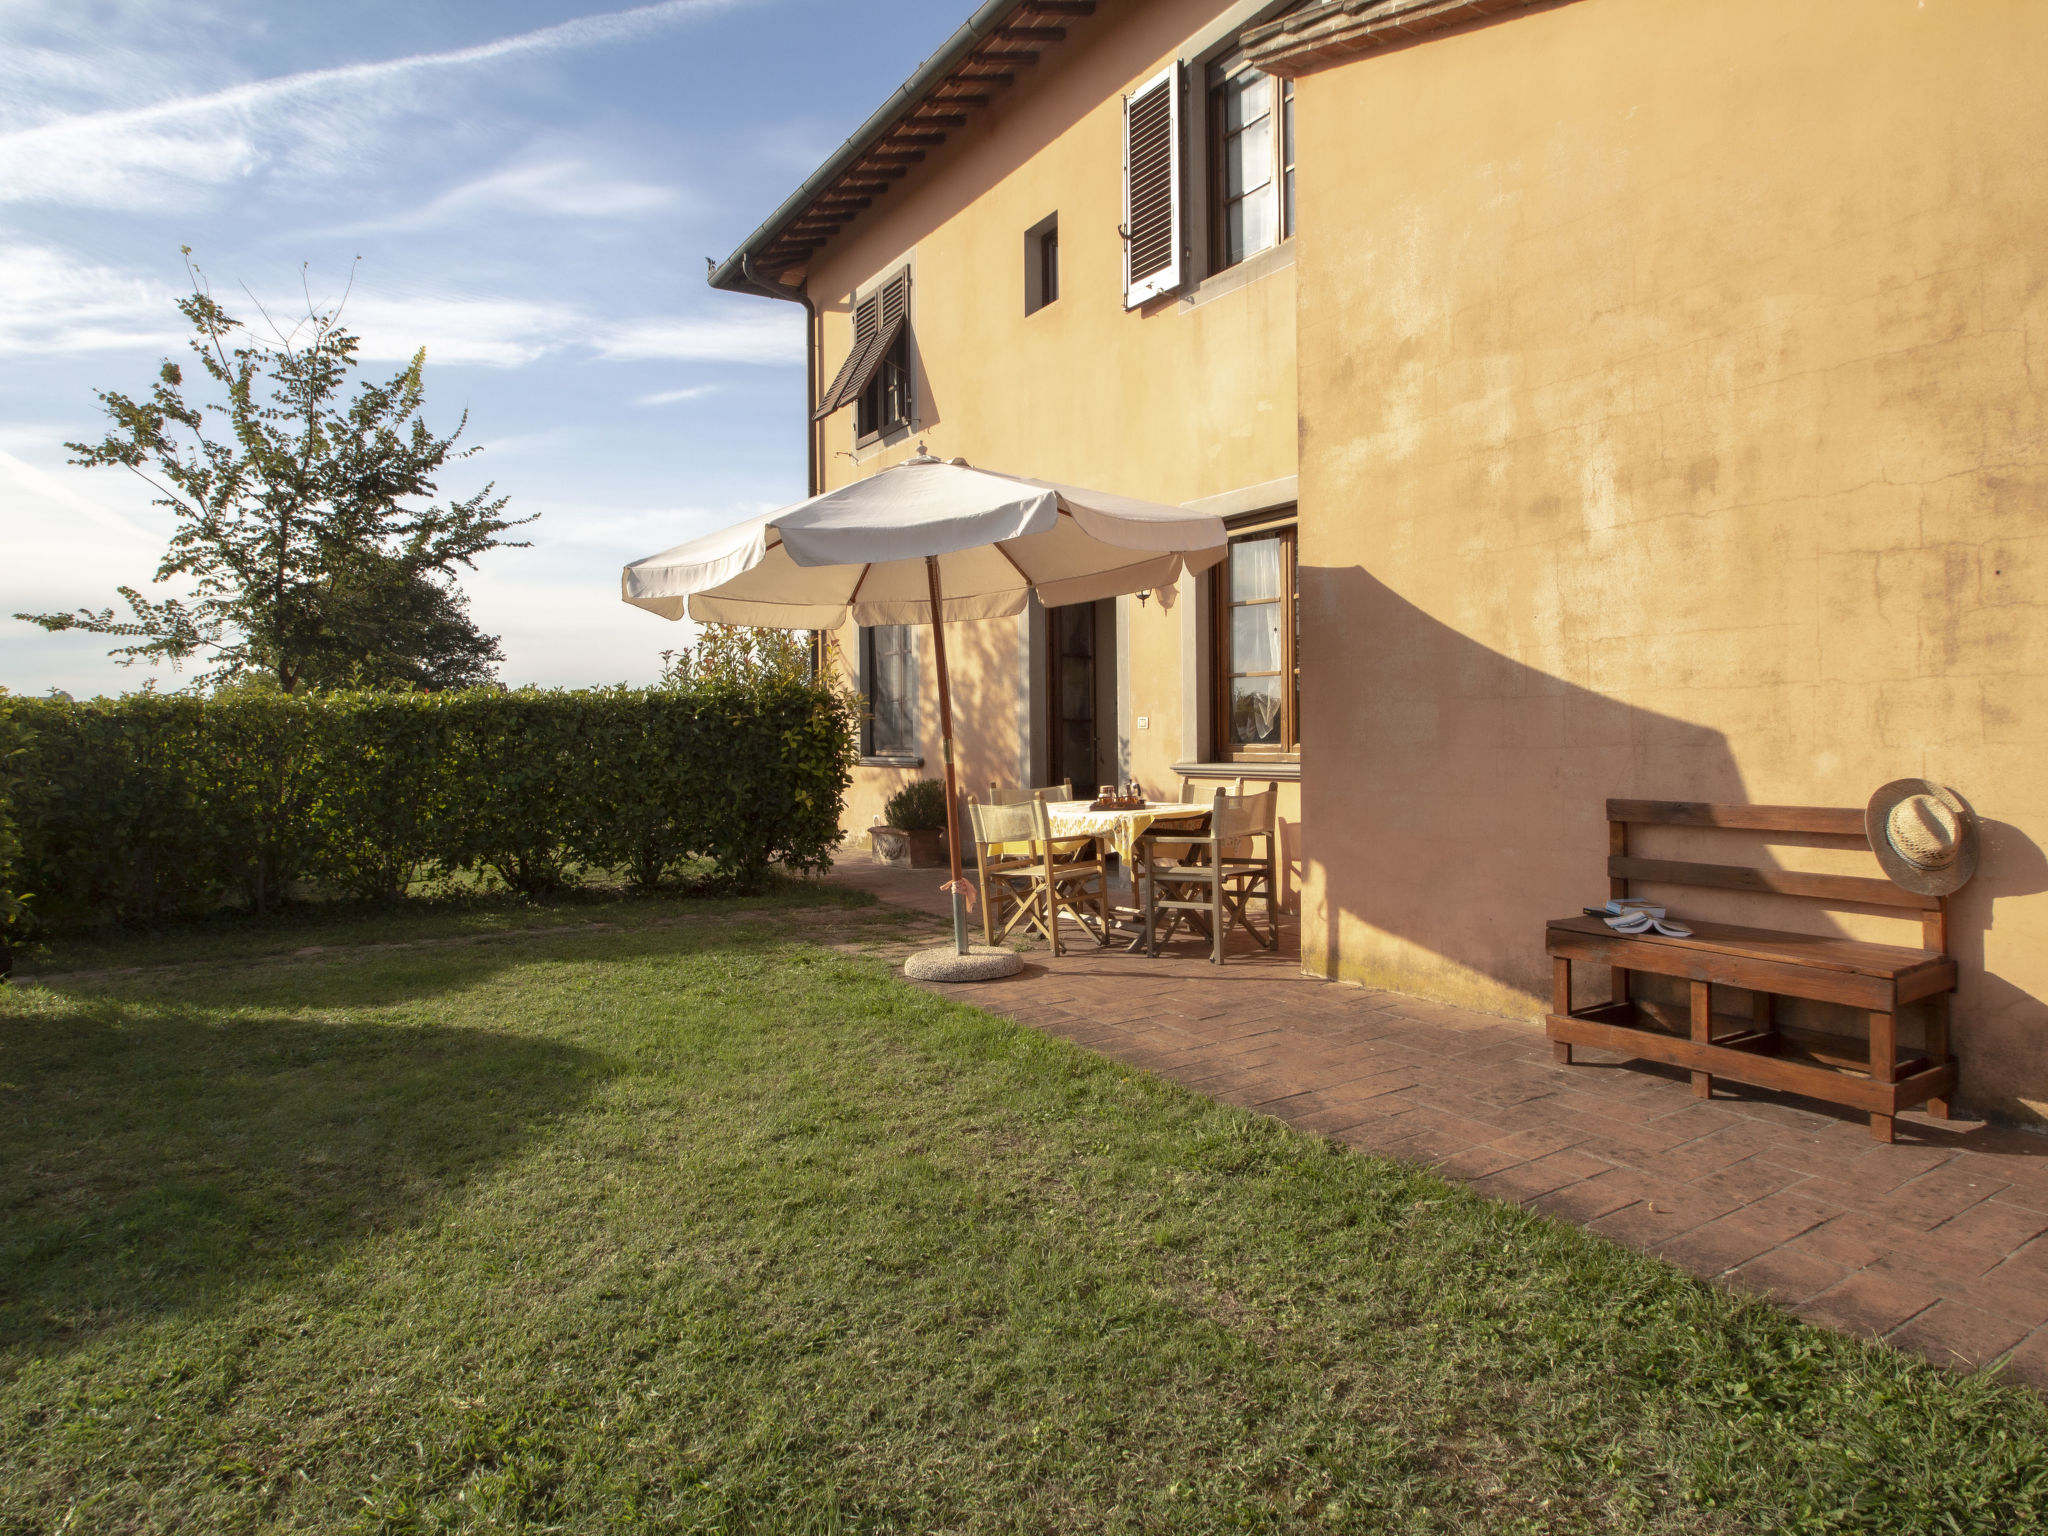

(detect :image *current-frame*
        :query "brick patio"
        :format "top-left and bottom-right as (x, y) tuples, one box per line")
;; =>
(831, 856), (2048, 1391)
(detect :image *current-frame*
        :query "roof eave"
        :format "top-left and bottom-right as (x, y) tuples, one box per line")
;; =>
(1243, 0), (1583, 78)
(708, 0), (1038, 295)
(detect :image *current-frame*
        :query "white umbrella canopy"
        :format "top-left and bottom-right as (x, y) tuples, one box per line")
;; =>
(621, 457), (1226, 628)
(620, 452), (1228, 961)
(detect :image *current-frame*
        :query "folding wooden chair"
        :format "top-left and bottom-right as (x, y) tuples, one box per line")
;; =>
(967, 797), (1109, 956)
(986, 779), (1089, 863)
(1142, 786), (1280, 964)
(969, 798), (1040, 946)
(987, 778), (1072, 804)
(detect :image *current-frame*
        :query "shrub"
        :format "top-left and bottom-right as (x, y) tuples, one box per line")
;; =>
(683, 671), (859, 889)
(7, 675), (857, 928)
(883, 778), (949, 832)
(442, 690), (584, 895)
(0, 689), (25, 943)
(8, 695), (238, 926)
(304, 693), (458, 901)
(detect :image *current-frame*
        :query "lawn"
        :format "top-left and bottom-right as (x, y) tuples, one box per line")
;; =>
(2, 889), (2044, 1534)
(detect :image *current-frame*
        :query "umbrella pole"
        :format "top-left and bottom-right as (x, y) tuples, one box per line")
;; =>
(924, 555), (969, 955)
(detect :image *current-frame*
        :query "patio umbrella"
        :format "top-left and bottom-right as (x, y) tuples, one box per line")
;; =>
(621, 450), (1227, 958)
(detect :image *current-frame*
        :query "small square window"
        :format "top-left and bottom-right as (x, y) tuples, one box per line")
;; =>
(1024, 212), (1059, 315)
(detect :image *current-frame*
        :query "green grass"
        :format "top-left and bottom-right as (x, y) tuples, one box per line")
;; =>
(2, 897), (2044, 1534)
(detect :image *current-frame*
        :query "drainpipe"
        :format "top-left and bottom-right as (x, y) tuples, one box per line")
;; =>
(734, 254), (820, 497)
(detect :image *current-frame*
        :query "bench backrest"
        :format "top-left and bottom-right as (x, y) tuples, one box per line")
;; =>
(1606, 799), (1946, 954)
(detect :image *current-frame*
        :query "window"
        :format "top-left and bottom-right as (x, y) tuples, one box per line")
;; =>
(860, 624), (916, 758)
(813, 266), (913, 441)
(1282, 71), (1295, 239)
(856, 327), (911, 441)
(1208, 55), (1294, 273)
(1024, 212), (1059, 315)
(1214, 521), (1298, 758)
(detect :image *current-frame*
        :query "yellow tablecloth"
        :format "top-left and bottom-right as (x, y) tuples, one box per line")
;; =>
(1041, 800), (1209, 865)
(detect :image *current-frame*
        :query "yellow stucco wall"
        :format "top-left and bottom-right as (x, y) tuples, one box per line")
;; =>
(798, 0), (1300, 852)
(1291, 0), (2048, 1120)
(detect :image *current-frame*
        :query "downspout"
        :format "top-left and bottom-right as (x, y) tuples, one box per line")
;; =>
(732, 255), (829, 688)
(734, 254), (820, 497)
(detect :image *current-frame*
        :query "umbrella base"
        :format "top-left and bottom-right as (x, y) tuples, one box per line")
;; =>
(903, 943), (1024, 982)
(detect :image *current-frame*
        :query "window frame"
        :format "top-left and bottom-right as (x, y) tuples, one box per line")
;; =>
(1210, 514), (1300, 761)
(854, 327), (912, 444)
(1024, 211), (1060, 316)
(1205, 51), (1294, 276)
(859, 623), (918, 761)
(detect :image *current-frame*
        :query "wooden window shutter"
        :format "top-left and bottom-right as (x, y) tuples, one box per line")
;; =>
(814, 270), (910, 421)
(1122, 65), (1183, 308)
(815, 289), (881, 420)
(878, 267), (909, 330)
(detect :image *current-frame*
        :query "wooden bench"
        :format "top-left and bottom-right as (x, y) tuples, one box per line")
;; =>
(1546, 799), (1958, 1142)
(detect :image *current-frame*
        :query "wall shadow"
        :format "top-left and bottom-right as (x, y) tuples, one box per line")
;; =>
(1944, 819), (2048, 1121)
(0, 998), (606, 1358)
(930, 610), (1027, 806)
(1300, 566), (2048, 1118)
(1302, 565), (1745, 1001)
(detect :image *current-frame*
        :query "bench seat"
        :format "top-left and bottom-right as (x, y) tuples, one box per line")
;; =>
(1544, 915), (1955, 1011)
(1543, 799), (1959, 1142)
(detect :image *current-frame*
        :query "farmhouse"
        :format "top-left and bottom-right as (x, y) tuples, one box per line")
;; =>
(706, 0), (2048, 1124)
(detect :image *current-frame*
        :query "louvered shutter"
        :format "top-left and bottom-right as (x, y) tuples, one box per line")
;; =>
(1123, 65), (1182, 308)
(813, 270), (911, 421)
(814, 289), (882, 420)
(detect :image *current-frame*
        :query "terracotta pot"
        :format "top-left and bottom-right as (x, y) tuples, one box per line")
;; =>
(870, 826), (950, 868)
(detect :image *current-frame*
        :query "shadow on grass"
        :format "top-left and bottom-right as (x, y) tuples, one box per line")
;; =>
(15, 870), (874, 978)
(0, 997), (607, 1359)
(17, 909), (911, 1023)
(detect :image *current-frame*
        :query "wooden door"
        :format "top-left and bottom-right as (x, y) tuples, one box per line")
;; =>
(1049, 603), (1099, 798)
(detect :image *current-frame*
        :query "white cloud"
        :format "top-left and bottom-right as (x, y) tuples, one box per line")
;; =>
(635, 385), (720, 406)
(0, 0), (749, 207)
(0, 243), (804, 370)
(341, 292), (587, 369)
(0, 244), (186, 356)
(0, 443), (164, 545)
(600, 310), (801, 365)
(405, 156), (684, 224)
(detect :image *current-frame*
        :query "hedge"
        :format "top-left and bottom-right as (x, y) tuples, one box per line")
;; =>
(0, 679), (857, 930)
(0, 690), (24, 940)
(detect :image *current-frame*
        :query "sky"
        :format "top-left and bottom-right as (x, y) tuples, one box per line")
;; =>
(0, 0), (971, 696)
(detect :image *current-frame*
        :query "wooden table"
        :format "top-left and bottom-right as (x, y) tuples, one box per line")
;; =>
(1042, 800), (1210, 950)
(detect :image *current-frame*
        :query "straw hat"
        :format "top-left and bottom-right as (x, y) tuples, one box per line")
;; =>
(1865, 780), (1979, 896)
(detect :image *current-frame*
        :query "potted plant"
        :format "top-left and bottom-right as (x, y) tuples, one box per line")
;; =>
(870, 778), (951, 868)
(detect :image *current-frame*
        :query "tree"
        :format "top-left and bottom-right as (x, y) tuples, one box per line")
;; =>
(16, 253), (532, 692)
(658, 625), (817, 689)
(294, 551), (504, 692)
